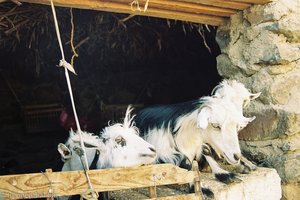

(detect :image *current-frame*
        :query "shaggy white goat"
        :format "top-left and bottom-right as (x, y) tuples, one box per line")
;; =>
(203, 79), (261, 173)
(135, 93), (255, 185)
(58, 106), (156, 200)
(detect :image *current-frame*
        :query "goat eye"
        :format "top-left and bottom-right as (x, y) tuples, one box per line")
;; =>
(115, 136), (126, 147)
(211, 123), (221, 129)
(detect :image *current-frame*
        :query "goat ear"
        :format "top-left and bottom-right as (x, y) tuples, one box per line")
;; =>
(58, 143), (72, 160)
(197, 107), (211, 129)
(250, 92), (261, 100)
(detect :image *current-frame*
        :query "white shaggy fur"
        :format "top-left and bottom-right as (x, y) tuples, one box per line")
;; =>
(135, 80), (260, 184)
(212, 80), (261, 115)
(58, 106), (156, 170)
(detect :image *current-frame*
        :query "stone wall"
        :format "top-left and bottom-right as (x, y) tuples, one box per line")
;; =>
(215, 0), (300, 199)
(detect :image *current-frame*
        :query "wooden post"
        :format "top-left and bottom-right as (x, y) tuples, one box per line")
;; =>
(45, 168), (54, 200)
(149, 186), (157, 199)
(149, 173), (158, 199)
(192, 161), (203, 200)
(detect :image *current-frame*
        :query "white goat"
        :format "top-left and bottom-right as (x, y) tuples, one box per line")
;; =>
(203, 79), (261, 173)
(135, 92), (255, 185)
(57, 106), (156, 199)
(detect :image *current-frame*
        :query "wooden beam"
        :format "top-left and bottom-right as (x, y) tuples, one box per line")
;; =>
(110, 0), (236, 17)
(229, 0), (272, 4)
(0, 164), (196, 199)
(20, 0), (227, 26)
(176, 0), (251, 10)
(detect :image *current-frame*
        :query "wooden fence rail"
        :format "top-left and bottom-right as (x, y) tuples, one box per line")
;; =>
(0, 162), (203, 199)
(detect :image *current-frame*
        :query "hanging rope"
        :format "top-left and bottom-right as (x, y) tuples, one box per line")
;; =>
(70, 8), (78, 67)
(49, 1), (96, 199)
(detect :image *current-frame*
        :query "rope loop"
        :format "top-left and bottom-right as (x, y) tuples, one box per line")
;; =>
(80, 189), (99, 200)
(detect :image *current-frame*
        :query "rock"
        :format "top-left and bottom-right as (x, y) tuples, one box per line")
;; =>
(240, 103), (300, 140)
(267, 62), (296, 75)
(203, 167), (282, 200)
(110, 167), (282, 200)
(282, 183), (300, 200)
(216, 1), (300, 198)
(240, 138), (300, 183)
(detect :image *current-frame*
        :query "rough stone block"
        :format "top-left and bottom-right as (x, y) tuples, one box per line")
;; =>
(240, 139), (300, 183)
(203, 167), (282, 200)
(244, 0), (300, 25)
(282, 183), (300, 200)
(109, 167), (281, 200)
(239, 102), (300, 141)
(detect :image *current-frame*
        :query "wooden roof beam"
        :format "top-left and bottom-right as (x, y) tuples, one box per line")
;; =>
(110, 0), (237, 17)
(229, 0), (272, 4)
(20, 0), (227, 25)
(176, 0), (252, 10)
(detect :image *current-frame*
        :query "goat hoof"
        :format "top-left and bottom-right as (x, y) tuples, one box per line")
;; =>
(236, 164), (251, 174)
(215, 173), (237, 184)
(240, 156), (257, 172)
(240, 160), (257, 173)
(242, 166), (251, 174)
(189, 186), (214, 199)
(201, 187), (214, 199)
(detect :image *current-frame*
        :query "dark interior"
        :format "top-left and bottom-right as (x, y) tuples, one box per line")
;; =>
(0, 3), (221, 175)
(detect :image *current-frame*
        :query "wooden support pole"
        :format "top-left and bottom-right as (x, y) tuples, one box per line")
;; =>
(192, 161), (203, 200)
(45, 169), (54, 200)
(149, 186), (157, 199)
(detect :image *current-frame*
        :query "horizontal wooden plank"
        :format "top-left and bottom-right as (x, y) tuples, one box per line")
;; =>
(20, 0), (227, 25)
(135, 7), (227, 25)
(177, 0), (251, 10)
(110, 0), (236, 17)
(229, 0), (272, 4)
(0, 164), (196, 199)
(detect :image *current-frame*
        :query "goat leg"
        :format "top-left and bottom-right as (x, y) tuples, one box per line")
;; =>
(204, 154), (238, 184)
(236, 155), (257, 174)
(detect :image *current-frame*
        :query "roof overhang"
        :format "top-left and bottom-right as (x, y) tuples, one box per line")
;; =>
(20, 0), (272, 26)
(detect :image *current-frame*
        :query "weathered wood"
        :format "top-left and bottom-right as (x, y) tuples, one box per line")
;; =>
(18, 0), (272, 25)
(163, 0), (251, 10)
(229, 0), (272, 4)
(109, 0), (236, 17)
(0, 164), (196, 199)
(149, 186), (157, 199)
(45, 169), (54, 200)
(192, 161), (200, 194)
(19, 0), (226, 25)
